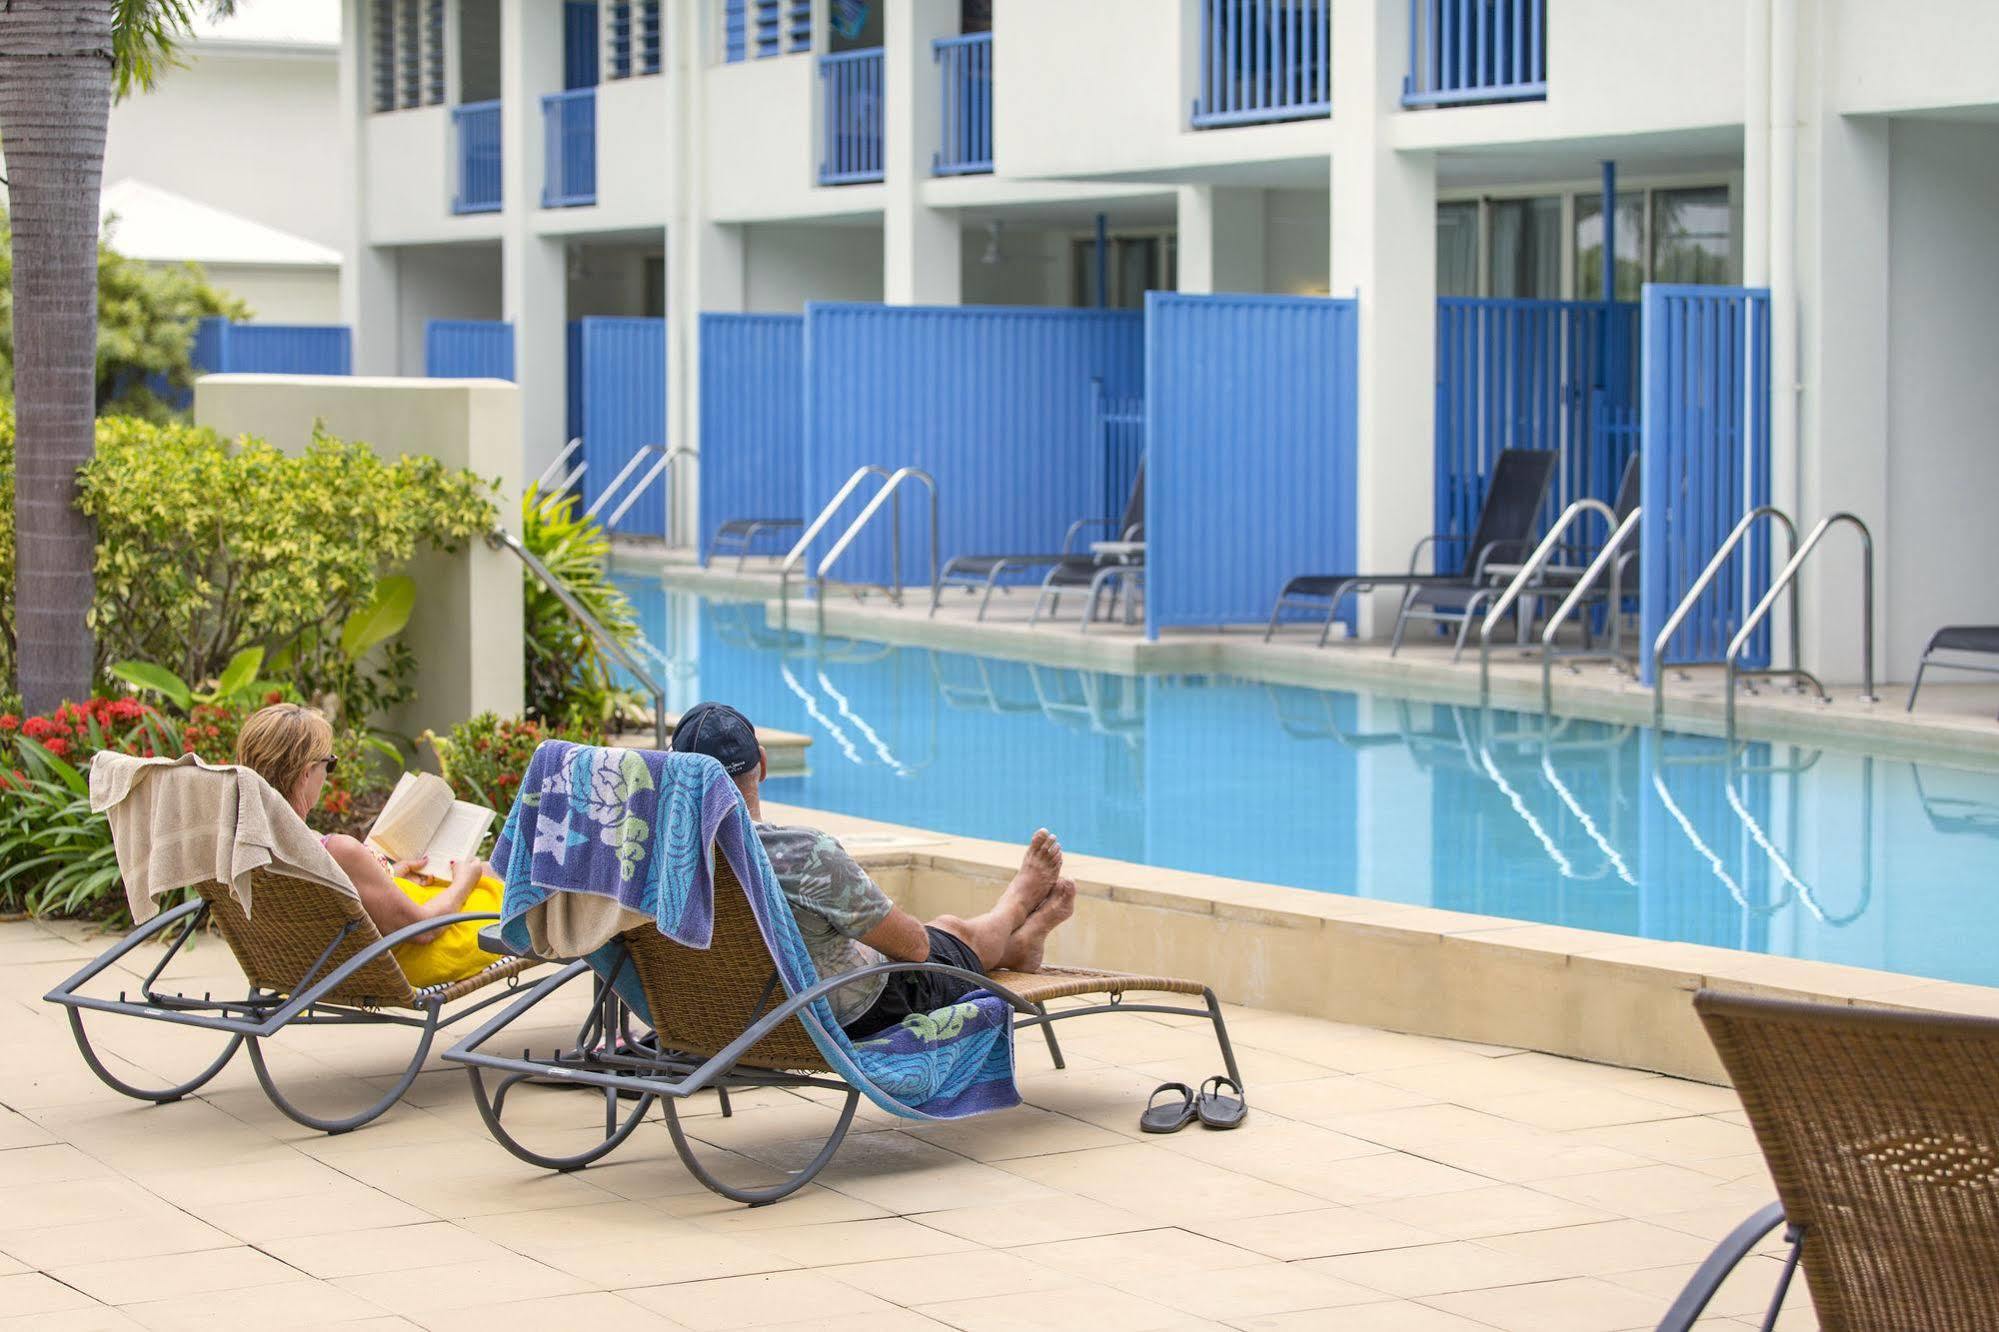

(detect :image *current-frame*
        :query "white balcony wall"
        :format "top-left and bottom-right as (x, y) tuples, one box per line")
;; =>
(705, 55), (885, 223)
(365, 105), (492, 244)
(1829, 0), (1999, 116)
(550, 75), (671, 231)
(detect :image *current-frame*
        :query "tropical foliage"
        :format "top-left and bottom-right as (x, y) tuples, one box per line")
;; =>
(521, 485), (643, 729)
(423, 712), (601, 812)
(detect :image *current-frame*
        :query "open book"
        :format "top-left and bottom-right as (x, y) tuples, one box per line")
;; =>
(366, 772), (495, 882)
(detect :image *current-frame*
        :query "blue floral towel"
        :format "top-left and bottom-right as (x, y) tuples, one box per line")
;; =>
(490, 741), (1020, 1121)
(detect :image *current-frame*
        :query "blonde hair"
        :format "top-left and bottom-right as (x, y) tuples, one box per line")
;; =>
(235, 703), (335, 800)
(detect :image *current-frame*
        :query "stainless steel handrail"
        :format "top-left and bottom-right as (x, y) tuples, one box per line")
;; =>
(585, 445), (665, 521)
(1538, 507), (1643, 714)
(814, 466), (939, 610)
(1651, 506), (1802, 727)
(605, 445), (695, 530)
(534, 437), (584, 493)
(1477, 498), (1619, 705)
(778, 466), (895, 608)
(1725, 512), (1876, 736)
(485, 527), (667, 750)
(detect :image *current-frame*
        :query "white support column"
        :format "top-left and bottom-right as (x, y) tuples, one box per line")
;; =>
(1177, 186), (1267, 295)
(882, 0), (961, 305)
(1331, 0), (1436, 639)
(501, 0), (568, 483)
(1741, 0), (1771, 288)
(340, 0), (398, 373)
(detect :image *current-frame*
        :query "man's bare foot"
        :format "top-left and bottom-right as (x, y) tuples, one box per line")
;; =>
(1006, 876), (1077, 973)
(997, 828), (1063, 924)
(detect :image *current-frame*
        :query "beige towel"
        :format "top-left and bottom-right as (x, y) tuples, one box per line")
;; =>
(519, 895), (650, 961)
(89, 752), (354, 924)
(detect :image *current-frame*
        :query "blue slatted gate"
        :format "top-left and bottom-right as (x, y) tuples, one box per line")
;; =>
(1435, 298), (1639, 565)
(192, 318), (352, 376)
(803, 304), (1145, 593)
(699, 313), (805, 563)
(1639, 286), (1773, 680)
(575, 316), (668, 538)
(424, 319), (515, 380)
(1145, 292), (1359, 637)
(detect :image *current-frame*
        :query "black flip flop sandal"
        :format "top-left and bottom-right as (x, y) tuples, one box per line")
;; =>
(1140, 1082), (1198, 1134)
(1196, 1075), (1247, 1129)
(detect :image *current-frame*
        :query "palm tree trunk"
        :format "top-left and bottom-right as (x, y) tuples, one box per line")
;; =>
(0, 0), (112, 711)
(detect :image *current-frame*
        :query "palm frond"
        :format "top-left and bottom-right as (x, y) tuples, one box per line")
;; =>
(112, 0), (238, 99)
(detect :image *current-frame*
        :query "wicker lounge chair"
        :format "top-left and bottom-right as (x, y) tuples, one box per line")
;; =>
(1265, 447), (1557, 651)
(1658, 989), (1999, 1330)
(46, 864), (538, 1134)
(1906, 625), (1999, 719)
(448, 847), (1240, 1206)
(933, 462), (1145, 623)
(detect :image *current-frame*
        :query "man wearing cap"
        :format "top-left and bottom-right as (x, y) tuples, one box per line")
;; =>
(671, 701), (1076, 1037)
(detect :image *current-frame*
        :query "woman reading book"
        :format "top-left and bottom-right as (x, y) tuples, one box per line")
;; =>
(235, 703), (505, 987)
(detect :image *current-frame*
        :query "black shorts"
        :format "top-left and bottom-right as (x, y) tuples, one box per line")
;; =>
(842, 926), (987, 1038)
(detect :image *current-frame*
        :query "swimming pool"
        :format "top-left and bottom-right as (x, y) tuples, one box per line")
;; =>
(617, 571), (1999, 990)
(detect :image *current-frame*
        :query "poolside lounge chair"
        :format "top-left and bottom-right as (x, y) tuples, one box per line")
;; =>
(705, 517), (804, 571)
(45, 764), (538, 1134)
(1906, 625), (1999, 719)
(1265, 448), (1558, 651)
(1658, 989), (1999, 1330)
(449, 766), (1240, 1206)
(933, 462), (1145, 622)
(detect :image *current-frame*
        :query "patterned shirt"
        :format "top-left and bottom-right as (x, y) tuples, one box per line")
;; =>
(755, 822), (894, 1024)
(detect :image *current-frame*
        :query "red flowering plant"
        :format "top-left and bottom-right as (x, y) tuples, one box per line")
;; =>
(422, 712), (603, 812)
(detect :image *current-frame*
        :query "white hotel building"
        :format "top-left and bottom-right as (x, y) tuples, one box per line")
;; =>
(336, 0), (1999, 678)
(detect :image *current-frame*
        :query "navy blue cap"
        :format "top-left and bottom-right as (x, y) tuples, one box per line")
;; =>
(671, 701), (760, 776)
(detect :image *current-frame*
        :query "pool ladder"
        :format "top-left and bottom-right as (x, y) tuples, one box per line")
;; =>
(778, 465), (939, 621)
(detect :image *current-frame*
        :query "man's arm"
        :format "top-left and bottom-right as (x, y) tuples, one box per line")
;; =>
(857, 907), (931, 964)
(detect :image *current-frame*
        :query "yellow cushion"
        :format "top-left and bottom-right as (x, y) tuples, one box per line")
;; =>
(389, 873), (505, 989)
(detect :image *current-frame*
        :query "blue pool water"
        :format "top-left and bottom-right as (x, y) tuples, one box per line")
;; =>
(618, 573), (1999, 989)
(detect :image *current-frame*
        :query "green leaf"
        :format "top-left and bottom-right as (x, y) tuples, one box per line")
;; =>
(211, 645), (265, 702)
(110, 660), (192, 711)
(15, 737), (86, 797)
(340, 576), (416, 660)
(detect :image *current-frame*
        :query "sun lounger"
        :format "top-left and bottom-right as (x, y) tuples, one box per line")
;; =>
(448, 749), (1239, 1206)
(1905, 625), (1999, 719)
(1658, 989), (1999, 1330)
(705, 517), (804, 571)
(934, 462), (1146, 622)
(1265, 447), (1558, 651)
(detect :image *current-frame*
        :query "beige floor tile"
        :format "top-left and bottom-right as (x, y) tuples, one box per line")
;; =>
(50, 1246), (301, 1305)
(1604, 1253), (1801, 1320)
(1309, 1239), (1567, 1298)
(1411, 1131), (1655, 1183)
(0, 1107), (55, 1150)
(1475, 1218), (1717, 1279)
(777, 1134), (1062, 1215)
(657, 1184), (892, 1233)
(916, 1282), (1189, 1332)
(1362, 1183), (1615, 1241)
(1010, 1226), (1266, 1280)
(1419, 1275), (1669, 1332)
(0, 1210), (238, 1271)
(0, 1271), (100, 1316)
(319, 1140), (618, 1219)
(260, 1221), (523, 1279)
(412, 1291), (687, 1331)
(1474, 1087), (1692, 1133)
(910, 1195), (1157, 1248)
(1248, 1075), (1440, 1125)
(129, 1155), (358, 1209)
(1281, 1148), (1496, 1207)
(201, 1180), (436, 1242)
(0, 1311), (147, 1332)
(999, 1143), (1329, 1222)
(1620, 1079), (1742, 1115)
(625, 1269), (900, 1330)
(902, 1106), (1126, 1162)
(1329, 1102), (1542, 1149)
(536, 1234), (798, 1289)
(0, 1143), (117, 1186)
(1104, 1259), (1384, 1320)
(333, 1257), (592, 1316)
(764, 1312), (953, 1331)
(1233, 1300), (1494, 1330)
(1578, 1116), (1762, 1166)
(1184, 1206), (1445, 1262)
(465, 1200), (706, 1253)
(744, 1217), (978, 1267)
(1533, 1164), (1774, 1220)
(121, 1277), (388, 1331)
(825, 1248), (1084, 1304)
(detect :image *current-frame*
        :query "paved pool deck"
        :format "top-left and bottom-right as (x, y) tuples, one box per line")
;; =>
(1, 913), (1813, 1332)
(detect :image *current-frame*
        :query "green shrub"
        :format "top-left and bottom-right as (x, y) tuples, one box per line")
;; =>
(424, 712), (601, 811)
(521, 485), (642, 729)
(77, 417), (496, 724)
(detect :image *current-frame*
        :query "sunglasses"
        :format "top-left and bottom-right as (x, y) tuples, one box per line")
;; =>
(317, 755), (339, 773)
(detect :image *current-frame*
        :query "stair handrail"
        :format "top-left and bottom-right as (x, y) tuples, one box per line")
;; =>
(484, 527), (666, 750)
(1478, 497), (1619, 704)
(1537, 506), (1643, 714)
(534, 437), (585, 494)
(778, 465), (895, 607)
(1650, 505), (1802, 727)
(814, 466), (939, 610)
(605, 444), (695, 530)
(1724, 512), (1876, 737)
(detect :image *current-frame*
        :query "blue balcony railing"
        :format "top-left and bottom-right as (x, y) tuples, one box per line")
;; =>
(1403, 0), (1547, 108)
(540, 87), (596, 207)
(933, 32), (993, 175)
(452, 99), (502, 214)
(818, 47), (884, 185)
(1191, 0), (1330, 129)
(723, 0), (811, 62)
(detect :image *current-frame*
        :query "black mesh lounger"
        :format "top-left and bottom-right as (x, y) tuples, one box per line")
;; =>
(706, 518), (804, 571)
(1906, 625), (1999, 720)
(1265, 448), (1559, 652)
(934, 463), (1145, 621)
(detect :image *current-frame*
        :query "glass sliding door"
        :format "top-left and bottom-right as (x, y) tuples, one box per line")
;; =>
(1487, 196), (1561, 300)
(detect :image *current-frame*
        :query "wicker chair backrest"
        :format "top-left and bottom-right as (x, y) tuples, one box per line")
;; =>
(1696, 989), (1999, 1331)
(198, 871), (417, 1009)
(620, 854), (833, 1073)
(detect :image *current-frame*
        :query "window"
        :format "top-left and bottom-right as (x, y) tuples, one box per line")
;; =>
(1487, 196), (1561, 300)
(423, 0), (445, 103)
(1574, 191), (1645, 301)
(1072, 234), (1177, 309)
(370, 0), (395, 111)
(397, 0), (421, 108)
(373, 0), (446, 112)
(723, 0), (812, 63)
(1436, 201), (1478, 298)
(1652, 186), (1732, 286)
